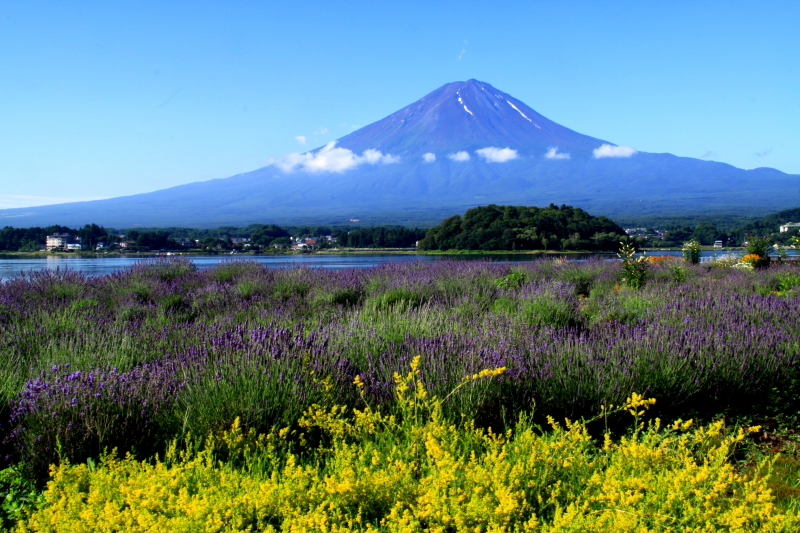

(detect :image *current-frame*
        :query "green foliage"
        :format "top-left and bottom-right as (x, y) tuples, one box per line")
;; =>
(493, 271), (526, 290)
(132, 231), (174, 250)
(337, 226), (427, 248)
(366, 287), (428, 312)
(0, 465), (42, 530)
(312, 286), (364, 308)
(519, 293), (579, 328)
(769, 272), (800, 297)
(272, 278), (310, 302)
(670, 264), (687, 282)
(235, 279), (269, 300)
(617, 242), (649, 289)
(682, 238), (701, 264)
(614, 214), (755, 232)
(745, 234), (773, 258)
(250, 225), (291, 247)
(732, 206), (800, 238)
(417, 204), (626, 251)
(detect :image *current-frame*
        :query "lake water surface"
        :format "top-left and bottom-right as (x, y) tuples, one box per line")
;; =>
(0, 250), (791, 281)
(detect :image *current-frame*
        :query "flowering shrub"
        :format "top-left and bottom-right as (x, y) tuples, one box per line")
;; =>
(17, 363), (797, 532)
(617, 242), (648, 289)
(741, 253), (771, 269)
(682, 238), (701, 264)
(7, 361), (183, 473)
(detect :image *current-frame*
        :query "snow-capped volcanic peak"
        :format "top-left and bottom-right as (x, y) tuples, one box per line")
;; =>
(2, 78), (796, 228)
(333, 79), (609, 158)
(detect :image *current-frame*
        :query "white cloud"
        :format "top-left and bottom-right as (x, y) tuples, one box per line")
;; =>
(362, 148), (400, 164)
(448, 151), (470, 162)
(274, 142), (400, 173)
(422, 152), (436, 163)
(592, 144), (636, 159)
(592, 144), (637, 158)
(457, 48), (466, 60)
(544, 147), (570, 160)
(295, 136), (306, 145)
(314, 127), (328, 135)
(475, 147), (518, 163)
(0, 194), (108, 209)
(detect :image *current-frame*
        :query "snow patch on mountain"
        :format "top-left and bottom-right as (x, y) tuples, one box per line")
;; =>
(507, 100), (541, 129)
(506, 100), (530, 122)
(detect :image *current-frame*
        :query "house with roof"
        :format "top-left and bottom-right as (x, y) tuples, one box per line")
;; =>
(46, 233), (81, 251)
(779, 222), (800, 233)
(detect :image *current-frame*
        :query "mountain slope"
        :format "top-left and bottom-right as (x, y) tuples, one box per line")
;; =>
(1, 80), (797, 228)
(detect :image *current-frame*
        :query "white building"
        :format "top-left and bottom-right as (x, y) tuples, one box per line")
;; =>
(46, 233), (77, 251)
(779, 222), (800, 233)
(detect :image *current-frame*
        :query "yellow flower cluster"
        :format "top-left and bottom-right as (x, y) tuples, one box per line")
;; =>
(16, 362), (798, 532)
(466, 367), (508, 381)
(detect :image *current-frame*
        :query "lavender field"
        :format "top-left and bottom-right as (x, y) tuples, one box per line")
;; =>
(1, 257), (800, 474)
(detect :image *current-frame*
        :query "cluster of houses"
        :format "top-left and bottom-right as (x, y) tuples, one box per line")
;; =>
(42, 232), (341, 252)
(290, 235), (336, 250)
(623, 228), (667, 239)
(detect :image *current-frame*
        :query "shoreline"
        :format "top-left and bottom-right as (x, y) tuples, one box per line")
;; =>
(0, 246), (755, 259)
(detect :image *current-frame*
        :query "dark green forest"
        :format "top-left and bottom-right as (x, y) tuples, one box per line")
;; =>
(652, 207), (800, 247)
(731, 207), (800, 239)
(334, 227), (426, 248)
(416, 204), (626, 251)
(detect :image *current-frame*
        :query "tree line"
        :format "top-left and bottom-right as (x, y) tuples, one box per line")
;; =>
(417, 204), (626, 251)
(645, 207), (800, 247)
(334, 227), (427, 248)
(0, 224), (108, 252)
(0, 223), (427, 251)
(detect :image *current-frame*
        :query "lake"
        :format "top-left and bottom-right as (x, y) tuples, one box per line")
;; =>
(0, 249), (791, 281)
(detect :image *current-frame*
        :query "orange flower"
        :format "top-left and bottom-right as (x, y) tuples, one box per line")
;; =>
(646, 255), (679, 264)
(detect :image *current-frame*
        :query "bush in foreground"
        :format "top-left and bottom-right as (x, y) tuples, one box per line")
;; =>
(16, 360), (798, 532)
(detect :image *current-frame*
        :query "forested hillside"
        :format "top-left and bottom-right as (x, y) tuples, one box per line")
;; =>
(417, 204), (625, 251)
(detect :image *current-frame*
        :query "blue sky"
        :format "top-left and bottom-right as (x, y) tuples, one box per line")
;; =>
(1, 0), (798, 209)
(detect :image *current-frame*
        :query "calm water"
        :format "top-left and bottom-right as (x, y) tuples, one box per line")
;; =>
(0, 250), (792, 281)
(0, 253), (595, 281)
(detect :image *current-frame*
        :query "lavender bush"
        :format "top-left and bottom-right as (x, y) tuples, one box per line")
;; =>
(1, 256), (800, 471)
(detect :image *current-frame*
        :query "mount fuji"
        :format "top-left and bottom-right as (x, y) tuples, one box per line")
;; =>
(2, 79), (797, 227)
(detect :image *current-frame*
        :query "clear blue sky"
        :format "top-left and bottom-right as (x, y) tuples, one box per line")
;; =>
(1, 0), (798, 209)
